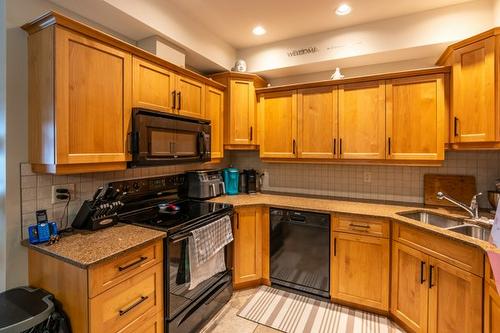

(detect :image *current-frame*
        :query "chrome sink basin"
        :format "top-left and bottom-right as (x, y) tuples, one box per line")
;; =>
(446, 224), (490, 241)
(397, 211), (464, 228)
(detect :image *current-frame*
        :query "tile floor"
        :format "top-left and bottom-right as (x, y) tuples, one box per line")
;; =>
(201, 287), (280, 333)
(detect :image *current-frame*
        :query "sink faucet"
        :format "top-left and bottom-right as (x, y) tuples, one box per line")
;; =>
(436, 191), (482, 219)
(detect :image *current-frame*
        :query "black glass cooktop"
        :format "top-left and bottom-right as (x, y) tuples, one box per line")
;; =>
(118, 199), (232, 232)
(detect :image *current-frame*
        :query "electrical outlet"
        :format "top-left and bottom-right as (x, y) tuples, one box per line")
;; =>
(51, 184), (75, 204)
(363, 172), (372, 183)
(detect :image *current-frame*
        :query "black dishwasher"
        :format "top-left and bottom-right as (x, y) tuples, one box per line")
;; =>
(270, 208), (330, 299)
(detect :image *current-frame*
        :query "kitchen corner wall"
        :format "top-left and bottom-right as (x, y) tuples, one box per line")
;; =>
(19, 159), (228, 239)
(229, 151), (500, 209)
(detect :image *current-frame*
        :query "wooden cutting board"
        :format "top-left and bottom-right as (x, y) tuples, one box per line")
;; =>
(424, 174), (477, 207)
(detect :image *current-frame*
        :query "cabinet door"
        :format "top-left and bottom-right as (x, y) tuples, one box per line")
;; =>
(452, 37), (496, 143)
(391, 242), (429, 333)
(427, 257), (482, 333)
(176, 75), (205, 119)
(485, 283), (500, 333)
(297, 87), (337, 159)
(258, 90), (297, 158)
(338, 80), (386, 159)
(132, 57), (175, 113)
(386, 74), (445, 160)
(229, 80), (256, 144)
(205, 87), (224, 159)
(332, 232), (389, 311)
(55, 27), (131, 164)
(233, 206), (262, 286)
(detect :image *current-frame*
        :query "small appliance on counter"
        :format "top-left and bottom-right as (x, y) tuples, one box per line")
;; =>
(244, 169), (260, 194)
(183, 169), (226, 199)
(223, 168), (239, 195)
(28, 209), (59, 245)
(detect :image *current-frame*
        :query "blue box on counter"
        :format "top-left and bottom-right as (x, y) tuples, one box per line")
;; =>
(28, 222), (58, 244)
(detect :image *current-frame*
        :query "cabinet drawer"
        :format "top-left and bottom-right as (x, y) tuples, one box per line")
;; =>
(333, 214), (389, 238)
(90, 263), (163, 333)
(89, 240), (162, 297)
(117, 308), (164, 333)
(392, 222), (483, 276)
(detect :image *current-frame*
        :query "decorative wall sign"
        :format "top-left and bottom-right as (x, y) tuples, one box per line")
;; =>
(287, 46), (319, 57)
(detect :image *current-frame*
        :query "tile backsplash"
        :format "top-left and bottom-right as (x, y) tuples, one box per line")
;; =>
(229, 151), (500, 208)
(20, 151), (500, 239)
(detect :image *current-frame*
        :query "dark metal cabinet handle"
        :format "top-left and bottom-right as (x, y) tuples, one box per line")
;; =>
(333, 138), (336, 155)
(172, 90), (176, 109)
(250, 126), (253, 142)
(119, 296), (148, 316)
(236, 212), (239, 229)
(429, 265), (435, 288)
(333, 238), (337, 256)
(339, 138), (343, 155)
(454, 117), (459, 137)
(349, 223), (370, 229)
(420, 261), (426, 284)
(388, 137), (391, 155)
(177, 91), (181, 110)
(118, 256), (148, 271)
(292, 139), (296, 154)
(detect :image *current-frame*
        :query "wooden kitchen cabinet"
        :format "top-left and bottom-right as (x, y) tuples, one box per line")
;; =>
(338, 80), (386, 159)
(386, 74), (445, 161)
(331, 231), (390, 311)
(176, 75), (205, 118)
(233, 206), (263, 288)
(485, 256), (500, 333)
(209, 72), (267, 149)
(258, 90), (298, 158)
(132, 56), (175, 113)
(297, 87), (338, 159)
(205, 87), (224, 159)
(28, 240), (163, 333)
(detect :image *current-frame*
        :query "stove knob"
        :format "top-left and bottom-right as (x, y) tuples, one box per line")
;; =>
(133, 182), (140, 191)
(122, 184), (129, 192)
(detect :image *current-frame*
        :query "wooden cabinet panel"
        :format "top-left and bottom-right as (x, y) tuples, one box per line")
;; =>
(117, 310), (164, 333)
(176, 75), (205, 118)
(297, 87), (337, 159)
(205, 87), (224, 159)
(90, 263), (163, 333)
(391, 242), (429, 333)
(332, 232), (389, 311)
(55, 27), (131, 165)
(427, 257), (482, 333)
(485, 283), (500, 333)
(338, 81), (386, 159)
(233, 206), (262, 286)
(230, 80), (256, 144)
(386, 74), (445, 160)
(333, 214), (390, 238)
(132, 57), (175, 113)
(452, 37), (496, 143)
(258, 90), (297, 158)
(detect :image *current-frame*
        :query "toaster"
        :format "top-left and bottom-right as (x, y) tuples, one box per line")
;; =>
(183, 169), (226, 199)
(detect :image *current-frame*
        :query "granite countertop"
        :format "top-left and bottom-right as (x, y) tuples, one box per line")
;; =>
(209, 192), (499, 253)
(23, 224), (166, 268)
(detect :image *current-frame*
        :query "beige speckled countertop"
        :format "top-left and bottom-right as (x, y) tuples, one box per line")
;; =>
(24, 224), (166, 268)
(209, 192), (499, 253)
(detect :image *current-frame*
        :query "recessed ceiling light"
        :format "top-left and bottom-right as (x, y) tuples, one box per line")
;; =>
(252, 26), (267, 36)
(335, 3), (352, 16)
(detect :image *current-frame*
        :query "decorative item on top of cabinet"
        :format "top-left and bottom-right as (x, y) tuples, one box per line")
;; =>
(205, 87), (224, 159)
(437, 29), (500, 149)
(209, 72), (268, 150)
(258, 90), (298, 158)
(386, 74), (446, 161)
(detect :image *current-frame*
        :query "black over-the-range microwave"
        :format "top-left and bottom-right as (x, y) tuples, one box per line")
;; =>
(129, 108), (211, 167)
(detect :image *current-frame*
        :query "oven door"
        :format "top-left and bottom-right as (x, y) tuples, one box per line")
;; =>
(131, 108), (211, 166)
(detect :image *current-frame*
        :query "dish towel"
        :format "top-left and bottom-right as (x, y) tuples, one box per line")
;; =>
(487, 204), (500, 294)
(188, 215), (233, 290)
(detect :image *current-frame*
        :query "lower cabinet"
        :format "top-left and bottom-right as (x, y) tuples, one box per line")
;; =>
(233, 206), (263, 287)
(485, 257), (500, 333)
(331, 231), (390, 311)
(391, 241), (482, 333)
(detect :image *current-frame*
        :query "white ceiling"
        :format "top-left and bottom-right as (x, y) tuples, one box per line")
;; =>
(168, 0), (475, 49)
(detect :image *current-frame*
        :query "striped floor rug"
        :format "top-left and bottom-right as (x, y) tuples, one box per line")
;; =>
(237, 286), (405, 333)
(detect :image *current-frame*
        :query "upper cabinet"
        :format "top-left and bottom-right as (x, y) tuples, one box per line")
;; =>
(386, 74), (445, 161)
(437, 31), (500, 148)
(23, 12), (225, 174)
(209, 72), (268, 149)
(205, 87), (224, 159)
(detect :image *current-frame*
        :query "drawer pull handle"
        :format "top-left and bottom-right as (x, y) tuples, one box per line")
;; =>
(118, 256), (148, 272)
(349, 223), (370, 229)
(119, 295), (148, 316)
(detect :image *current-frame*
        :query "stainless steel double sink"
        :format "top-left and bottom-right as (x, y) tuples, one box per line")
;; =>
(397, 211), (490, 241)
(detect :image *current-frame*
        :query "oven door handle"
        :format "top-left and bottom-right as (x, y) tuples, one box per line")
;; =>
(169, 212), (234, 243)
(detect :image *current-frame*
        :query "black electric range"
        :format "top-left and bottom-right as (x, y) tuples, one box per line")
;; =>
(106, 174), (234, 333)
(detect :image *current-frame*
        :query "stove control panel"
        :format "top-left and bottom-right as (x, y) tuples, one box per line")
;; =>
(109, 174), (185, 196)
